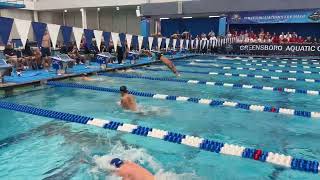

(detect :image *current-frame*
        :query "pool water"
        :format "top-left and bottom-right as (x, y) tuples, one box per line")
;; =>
(0, 56), (320, 180)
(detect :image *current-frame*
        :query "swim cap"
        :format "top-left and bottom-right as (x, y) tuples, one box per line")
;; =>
(120, 86), (128, 93)
(110, 158), (124, 168)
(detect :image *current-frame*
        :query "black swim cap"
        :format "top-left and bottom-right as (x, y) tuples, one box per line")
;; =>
(110, 158), (124, 168)
(120, 86), (128, 92)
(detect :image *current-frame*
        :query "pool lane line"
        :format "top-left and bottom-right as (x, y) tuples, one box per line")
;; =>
(186, 60), (320, 70)
(98, 73), (320, 96)
(0, 100), (318, 174)
(139, 67), (320, 84)
(179, 63), (320, 75)
(194, 58), (320, 65)
(46, 81), (320, 119)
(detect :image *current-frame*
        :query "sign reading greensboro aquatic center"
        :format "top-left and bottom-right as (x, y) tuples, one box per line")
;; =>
(230, 44), (320, 56)
(228, 9), (320, 24)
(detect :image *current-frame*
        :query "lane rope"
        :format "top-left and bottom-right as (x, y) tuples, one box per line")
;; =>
(0, 101), (318, 174)
(46, 81), (320, 119)
(99, 73), (320, 96)
(197, 58), (320, 65)
(180, 63), (320, 75)
(139, 67), (320, 84)
(190, 60), (320, 70)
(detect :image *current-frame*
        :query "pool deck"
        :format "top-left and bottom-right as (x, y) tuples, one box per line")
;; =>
(0, 54), (195, 90)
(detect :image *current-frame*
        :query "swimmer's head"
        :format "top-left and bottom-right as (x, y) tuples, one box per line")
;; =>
(120, 86), (128, 95)
(110, 158), (124, 168)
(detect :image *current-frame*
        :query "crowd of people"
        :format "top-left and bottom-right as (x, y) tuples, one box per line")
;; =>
(2, 31), (131, 76)
(228, 29), (320, 44)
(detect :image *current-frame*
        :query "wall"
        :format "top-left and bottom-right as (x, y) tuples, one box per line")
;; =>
(38, 11), (63, 25)
(34, 0), (184, 11)
(89, 7), (140, 34)
(142, 0), (320, 16)
(0, 9), (33, 21)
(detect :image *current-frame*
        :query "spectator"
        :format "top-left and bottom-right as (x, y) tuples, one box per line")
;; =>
(4, 41), (18, 67)
(297, 36), (305, 43)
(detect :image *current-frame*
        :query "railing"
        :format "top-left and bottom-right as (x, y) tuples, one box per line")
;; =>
(0, 0), (26, 8)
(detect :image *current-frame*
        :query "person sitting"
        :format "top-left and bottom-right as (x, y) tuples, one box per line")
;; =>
(110, 158), (154, 180)
(297, 36), (305, 44)
(4, 42), (18, 68)
(68, 44), (85, 64)
(33, 48), (42, 70)
(22, 42), (36, 70)
(119, 86), (137, 112)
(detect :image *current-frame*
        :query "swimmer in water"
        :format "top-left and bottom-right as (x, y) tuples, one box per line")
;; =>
(81, 74), (95, 81)
(120, 86), (138, 112)
(110, 158), (155, 180)
(143, 50), (180, 76)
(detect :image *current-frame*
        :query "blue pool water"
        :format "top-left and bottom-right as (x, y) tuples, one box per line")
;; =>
(0, 56), (320, 179)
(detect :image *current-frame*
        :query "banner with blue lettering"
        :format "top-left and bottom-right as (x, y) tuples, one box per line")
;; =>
(0, 17), (14, 45)
(32, 22), (47, 47)
(228, 9), (320, 24)
(228, 43), (320, 56)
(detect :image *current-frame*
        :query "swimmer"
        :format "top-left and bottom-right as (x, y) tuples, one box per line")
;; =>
(120, 86), (138, 112)
(81, 74), (95, 81)
(143, 50), (180, 76)
(110, 158), (155, 180)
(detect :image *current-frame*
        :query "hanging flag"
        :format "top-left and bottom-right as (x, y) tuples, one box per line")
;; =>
(165, 38), (170, 50)
(180, 39), (184, 50)
(32, 22), (47, 47)
(126, 34), (133, 50)
(103, 31), (111, 47)
(94, 30), (103, 51)
(73, 27), (83, 50)
(138, 35), (144, 51)
(61, 26), (72, 45)
(119, 33), (126, 47)
(172, 39), (177, 50)
(157, 37), (162, 50)
(84, 29), (94, 49)
(186, 40), (189, 49)
(148, 36), (154, 50)
(14, 18), (31, 47)
(0, 17), (14, 45)
(195, 39), (199, 49)
(111, 32), (119, 52)
(47, 23), (60, 50)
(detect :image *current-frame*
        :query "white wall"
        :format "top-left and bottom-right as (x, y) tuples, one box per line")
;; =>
(34, 0), (184, 10)
(38, 11), (63, 25)
(0, 9), (33, 21)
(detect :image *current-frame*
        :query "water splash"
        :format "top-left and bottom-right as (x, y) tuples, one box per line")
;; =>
(91, 142), (199, 180)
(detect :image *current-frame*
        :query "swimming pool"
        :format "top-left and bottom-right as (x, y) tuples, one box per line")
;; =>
(1, 55), (320, 179)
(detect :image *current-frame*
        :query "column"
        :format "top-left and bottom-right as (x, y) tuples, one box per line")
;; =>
(218, 17), (227, 37)
(140, 17), (150, 37)
(33, 11), (39, 22)
(81, 8), (87, 29)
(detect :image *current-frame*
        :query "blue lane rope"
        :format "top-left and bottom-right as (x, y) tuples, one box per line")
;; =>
(189, 60), (320, 70)
(98, 73), (320, 96)
(179, 63), (320, 75)
(0, 101), (318, 174)
(138, 67), (320, 84)
(46, 81), (320, 119)
(213, 57), (320, 65)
